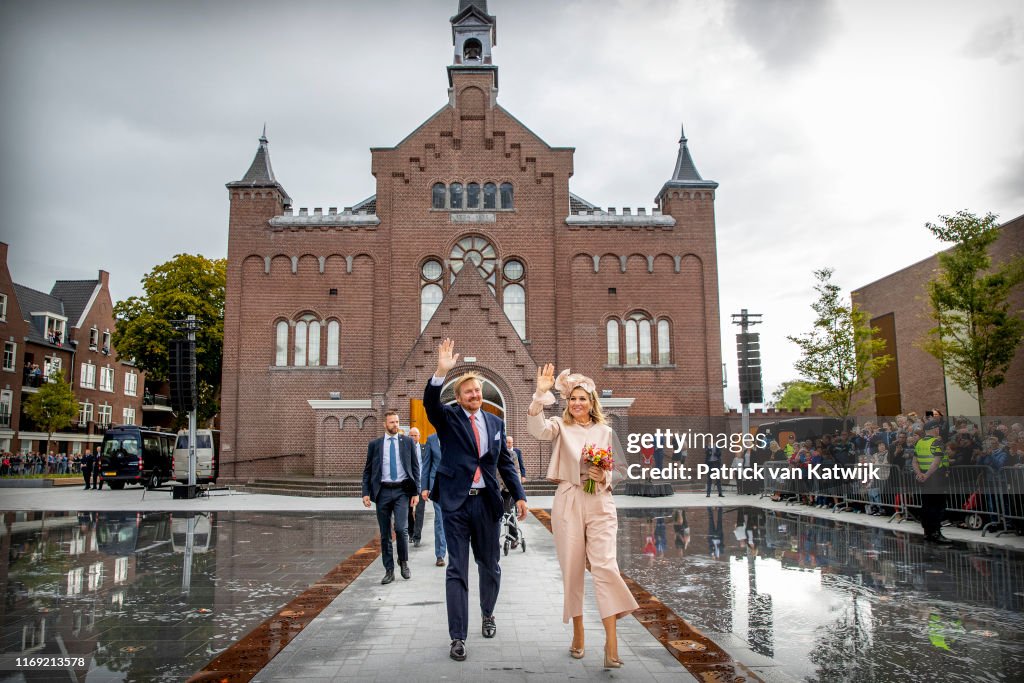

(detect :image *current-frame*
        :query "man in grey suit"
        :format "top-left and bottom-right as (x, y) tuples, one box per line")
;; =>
(420, 432), (447, 566)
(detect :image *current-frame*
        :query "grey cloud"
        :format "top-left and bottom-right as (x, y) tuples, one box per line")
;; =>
(726, 0), (840, 70)
(963, 16), (1021, 64)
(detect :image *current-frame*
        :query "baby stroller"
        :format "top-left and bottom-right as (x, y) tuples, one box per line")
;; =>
(500, 486), (526, 555)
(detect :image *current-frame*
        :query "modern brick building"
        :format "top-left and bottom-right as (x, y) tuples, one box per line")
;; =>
(0, 242), (145, 455)
(852, 213), (1023, 420)
(220, 1), (725, 481)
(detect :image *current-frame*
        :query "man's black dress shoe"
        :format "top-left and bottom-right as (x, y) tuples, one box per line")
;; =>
(450, 639), (467, 661)
(414, 539), (421, 547)
(381, 570), (394, 585)
(482, 615), (496, 638)
(400, 562), (411, 579)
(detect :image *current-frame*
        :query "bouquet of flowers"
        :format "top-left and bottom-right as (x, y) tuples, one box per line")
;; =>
(581, 443), (614, 494)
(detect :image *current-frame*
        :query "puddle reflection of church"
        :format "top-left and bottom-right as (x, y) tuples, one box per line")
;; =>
(220, 1), (724, 481)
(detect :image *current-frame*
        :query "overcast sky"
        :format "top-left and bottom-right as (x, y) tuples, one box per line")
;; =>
(2, 0), (1022, 407)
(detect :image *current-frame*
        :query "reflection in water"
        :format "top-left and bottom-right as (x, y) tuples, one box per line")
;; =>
(0, 510), (378, 682)
(618, 507), (1024, 683)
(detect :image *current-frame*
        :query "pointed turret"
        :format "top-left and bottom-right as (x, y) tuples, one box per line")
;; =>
(656, 124), (718, 202)
(227, 130), (291, 206)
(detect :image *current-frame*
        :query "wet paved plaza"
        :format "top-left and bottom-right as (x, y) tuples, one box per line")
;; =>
(2, 504), (1023, 682)
(617, 507), (1024, 682)
(0, 511), (378, 682)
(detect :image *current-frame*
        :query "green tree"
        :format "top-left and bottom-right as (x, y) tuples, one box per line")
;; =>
(788, 268), (892, 425)
(770, 380), (816, 410)
(113, 254), (226, 425)
(923, 211), (1024, 428)
(22, 368), (77, 455)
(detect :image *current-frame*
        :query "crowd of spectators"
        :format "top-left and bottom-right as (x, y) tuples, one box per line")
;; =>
(1, 451), (84, 476)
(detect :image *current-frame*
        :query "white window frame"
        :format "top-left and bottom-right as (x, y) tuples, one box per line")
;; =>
(79, 401), (93, 425)
(124, 371), (137, 396)
(99, 366), (114, 393)
(1, 389), (12, 422)
(89, 327), (99, 350)
(0, 293), (6, 321)
(102, 330), (111, 354)
(2, 341), (15, 372)
(122, 407), (136, 426)
(97, 403), (112, 426)
(80, 362), (96, 389)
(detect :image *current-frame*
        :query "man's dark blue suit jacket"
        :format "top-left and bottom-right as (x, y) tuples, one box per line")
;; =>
(423, 379), (527, 521)
(362, 433), (420, 503)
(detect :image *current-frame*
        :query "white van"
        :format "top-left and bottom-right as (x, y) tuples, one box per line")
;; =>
(172, 429), (219, 484)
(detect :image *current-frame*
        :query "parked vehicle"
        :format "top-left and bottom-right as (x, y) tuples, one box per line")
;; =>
(99, 426), (175, 490)
(172, 429), (219, 484)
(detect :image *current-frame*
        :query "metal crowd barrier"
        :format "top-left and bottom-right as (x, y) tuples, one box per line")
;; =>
(996, 467), (1024, 537)
(944, 465), (1005, 536)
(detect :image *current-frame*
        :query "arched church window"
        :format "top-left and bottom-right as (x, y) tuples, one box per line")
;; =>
(432, 183), (446, 209)
(294, 314), (321, 367)
(450, 183), (464, 209)
(499, 183), (514, 209)
(450, 236), (497, 295)
(326, 320), (340, 366)
(502, 259), (526, 339)
(421, 258), (444, 331)
(606, 320), (619, 365)
(657, 319), (671, 365)
(466, 183), (480, 209)
(274, 321), (289, 367)
(483, 183), (497, 209)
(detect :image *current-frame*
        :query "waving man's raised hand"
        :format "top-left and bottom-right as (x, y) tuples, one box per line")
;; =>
(436, 338), (460, 376)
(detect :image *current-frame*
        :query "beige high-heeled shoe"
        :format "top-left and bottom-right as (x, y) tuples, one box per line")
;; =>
(603, 653), (623, 669)
(569, 646), (585, 659)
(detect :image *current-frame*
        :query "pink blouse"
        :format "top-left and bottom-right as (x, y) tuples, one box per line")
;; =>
(527, 391), (614, 491)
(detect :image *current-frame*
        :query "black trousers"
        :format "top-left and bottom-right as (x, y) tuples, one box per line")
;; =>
(408, 496), (426, 542)
(920, 472), (948, 536)
(82, 466), (93, 488)
(376, 486), (410, 571)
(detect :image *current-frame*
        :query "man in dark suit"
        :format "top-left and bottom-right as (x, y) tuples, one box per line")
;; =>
(422, 338), (527, 662)
(420, 432), (447, 567)
(362, 410), (420, 585)
(406, 427), (426, 547)
(506, 436), (527, 482)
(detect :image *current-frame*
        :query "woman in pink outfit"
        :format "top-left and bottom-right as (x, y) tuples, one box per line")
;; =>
(527, 363), (638, 669)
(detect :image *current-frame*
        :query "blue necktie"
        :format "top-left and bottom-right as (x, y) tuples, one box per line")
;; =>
(389, 437), (398, 481)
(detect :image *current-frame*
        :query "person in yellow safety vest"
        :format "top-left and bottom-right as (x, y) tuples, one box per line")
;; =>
(912, 420), (952, 545)
(784, 442), (795, 458)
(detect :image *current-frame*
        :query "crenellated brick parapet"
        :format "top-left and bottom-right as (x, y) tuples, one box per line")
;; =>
(269, 207), (380, 230)
(565, 206), (675, 229)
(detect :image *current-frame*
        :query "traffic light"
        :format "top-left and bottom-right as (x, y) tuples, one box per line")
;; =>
(736, 332), (763, 405)
(168, 339), (197, 413)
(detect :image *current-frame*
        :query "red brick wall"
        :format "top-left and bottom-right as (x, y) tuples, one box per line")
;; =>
(0, 243), (28, 450)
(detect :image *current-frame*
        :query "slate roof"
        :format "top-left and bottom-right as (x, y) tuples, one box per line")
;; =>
(227, 133), (292, 204)
(12, 283), (70, 348)
(351, 195), (377, 214)
(458, 0), (488, 13)
(656, 125), (718, 201)
(569, 193), (599, 214)
(51, 279), (99, 328)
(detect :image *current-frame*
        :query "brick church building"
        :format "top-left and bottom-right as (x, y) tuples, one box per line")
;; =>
(220, 0), (725, 481)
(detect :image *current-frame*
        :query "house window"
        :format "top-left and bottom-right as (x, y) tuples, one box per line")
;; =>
(2, 341), (15, 372)
(432, 183), (446, 209)
(45, 317), (66, 345)
(79, 401), (93, 425)
(606, 320), (619, 365)
(0, 390), (12, 425)
(450, 182), (464, 209)
(89, 327), (99, 350)
(80, 363), (96, 389)
(45, 356), (62, 381)
(124, 371), (138, 396)
(275, 321), (289, 366)
(99, 366), (114, 392)
(102, 331), (111, 354)
(98, 403), (112, 426)
(326, 320), (340, 366)
(658, 320), (671, 365)
(0, 293), (6, 321)
(123, 407), (136, 426)
(483, 182), (497, 209)
(499, 182), (514, 209)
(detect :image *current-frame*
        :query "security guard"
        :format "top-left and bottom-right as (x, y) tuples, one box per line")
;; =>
(913, 420), (951, 544)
